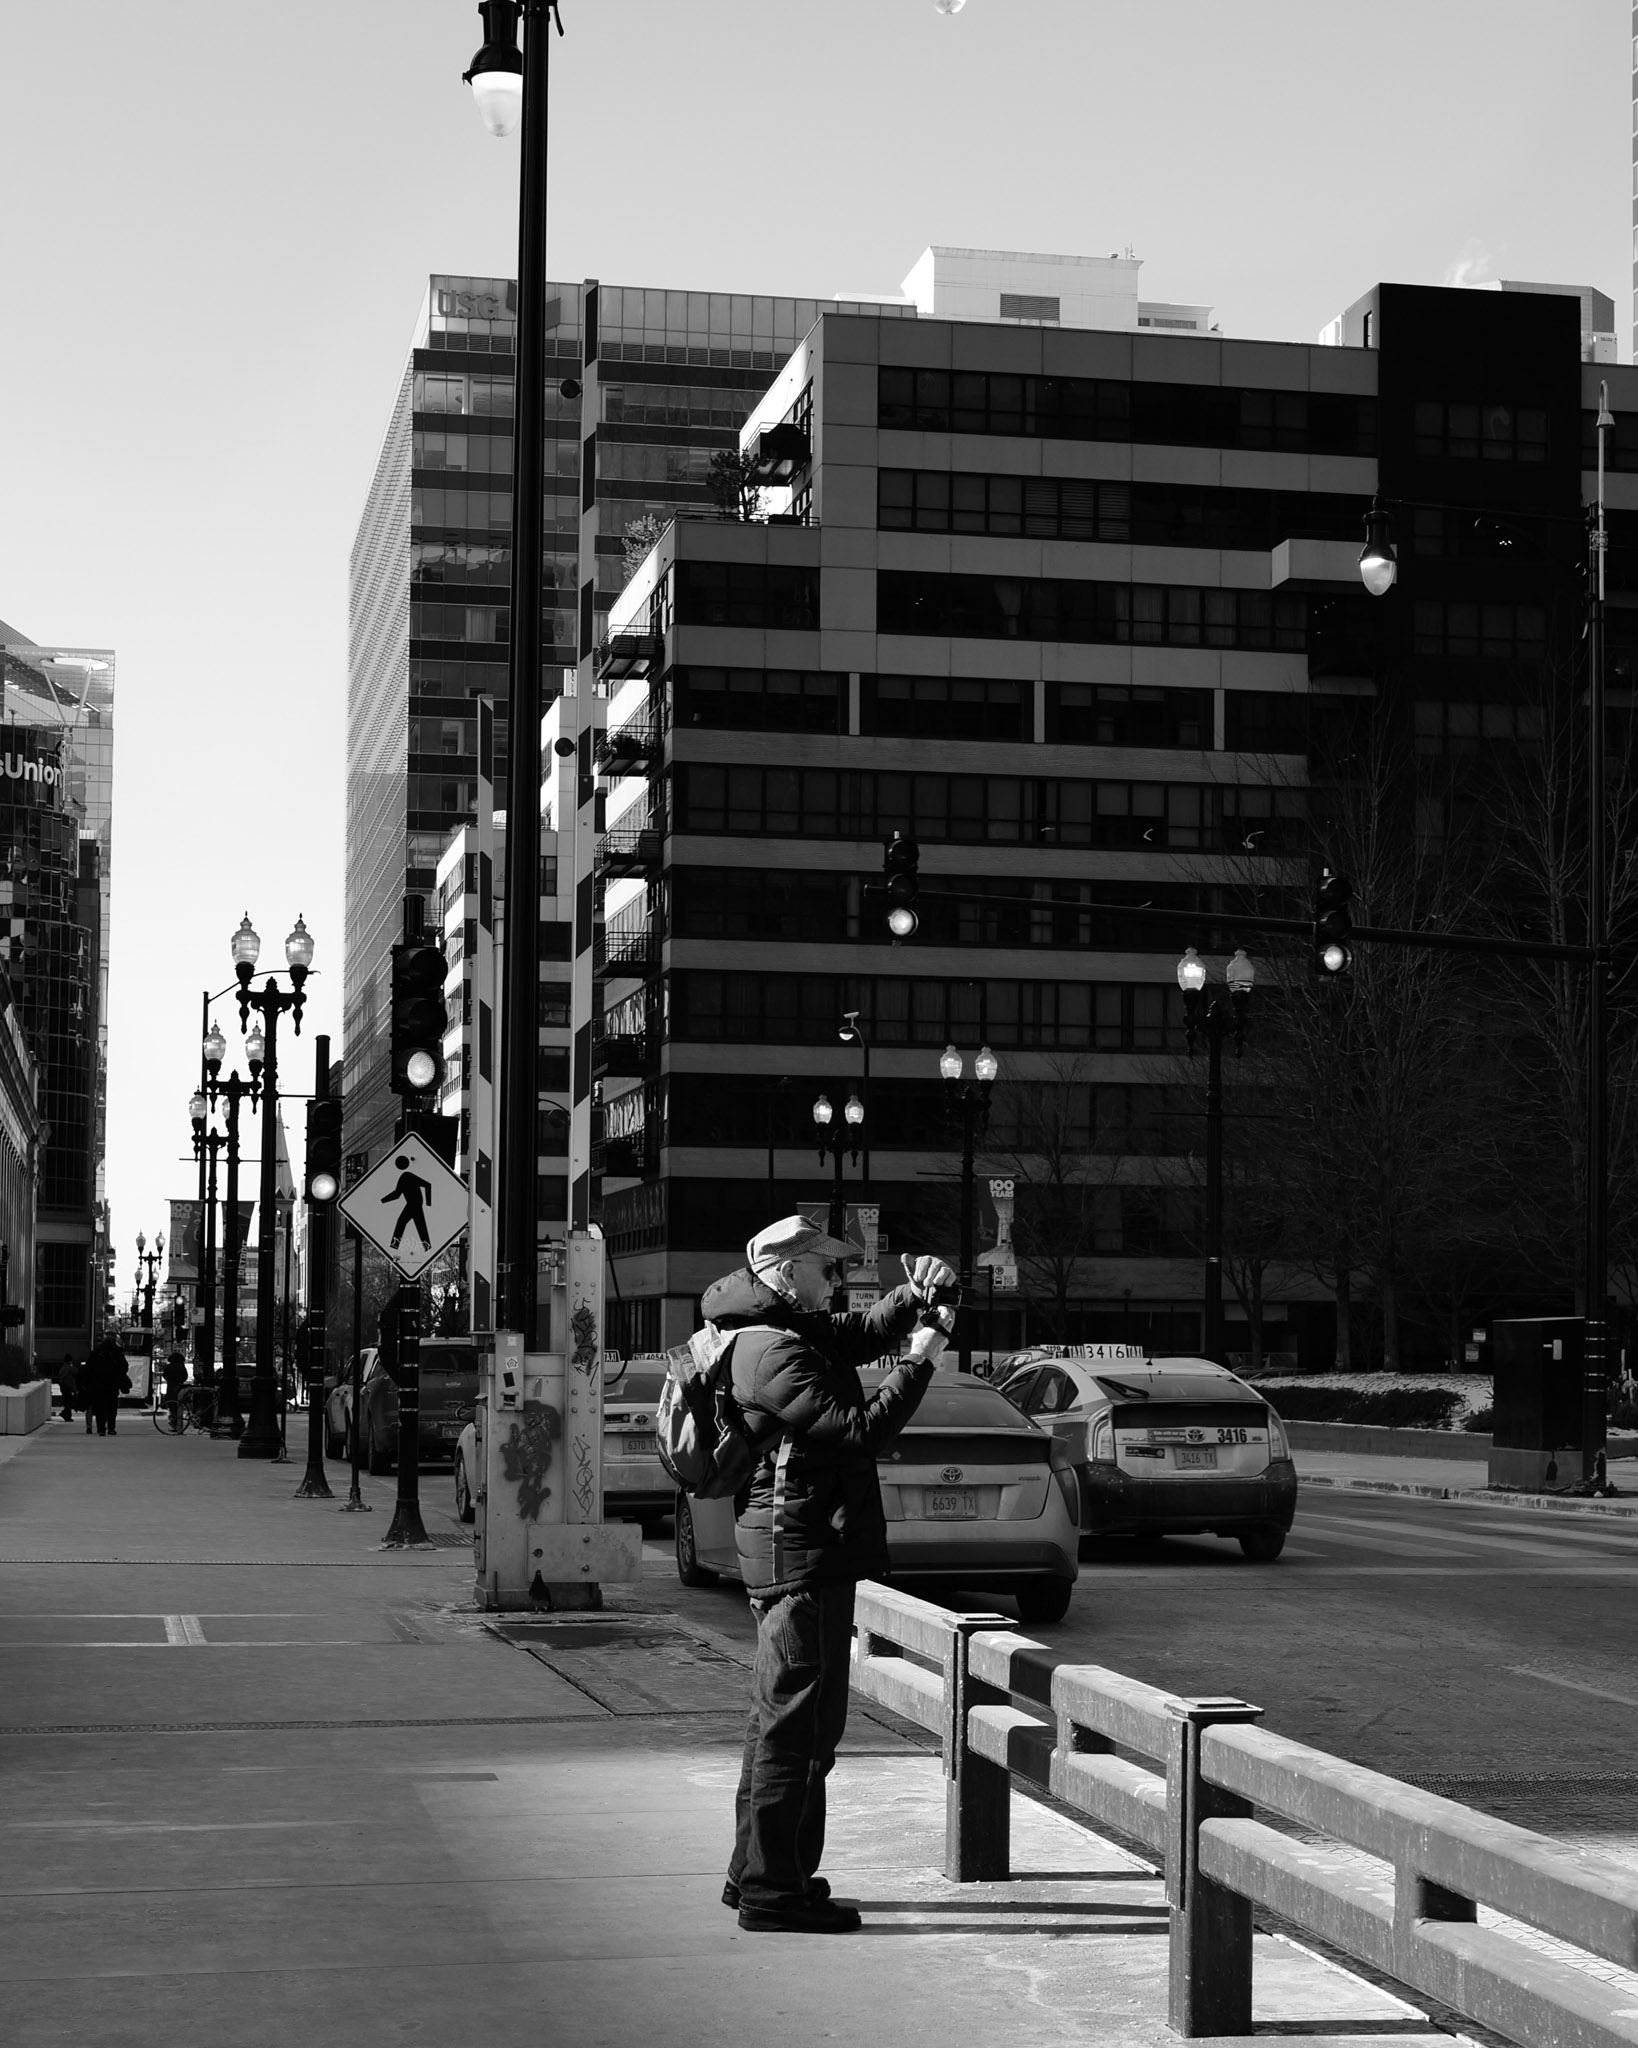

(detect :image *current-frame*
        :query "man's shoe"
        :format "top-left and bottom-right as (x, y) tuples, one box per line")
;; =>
(737, 1897), (859, 1934)
(722, 1876), (829, 1910)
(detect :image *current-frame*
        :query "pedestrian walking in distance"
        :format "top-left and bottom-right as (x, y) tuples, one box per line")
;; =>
(161, 1351), (187, 1431)
(711, 1214), (958, 1934)
(56, 1356), (80, 1426)
(82, 1334), (130, 1437)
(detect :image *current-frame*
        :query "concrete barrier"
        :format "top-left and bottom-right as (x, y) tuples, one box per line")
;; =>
(0, 1380), (50, 1435)
(1285, 1419), (1490, 1460)
(850, 1581), (1638, 2047)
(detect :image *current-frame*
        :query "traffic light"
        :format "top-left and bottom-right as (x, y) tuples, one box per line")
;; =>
(306, 1095), (344, 1203)
(883, 831), (920, 940)
(1314, 868), (1354, 979)
(389, 942), (446, 1097)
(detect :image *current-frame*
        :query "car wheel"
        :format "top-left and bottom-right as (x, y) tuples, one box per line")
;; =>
(367, 1427), (391, 1477)
(1238, 1526), (1286, 1562)
(674, 1494), (717, 1587)
(454, 1455), (475, 1524)
(1014, 1578), (1074, 1625)
(324, 1417), (343, 1460)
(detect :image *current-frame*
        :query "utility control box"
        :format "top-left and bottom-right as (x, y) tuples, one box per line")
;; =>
(1487, 1316), (1586, 1490)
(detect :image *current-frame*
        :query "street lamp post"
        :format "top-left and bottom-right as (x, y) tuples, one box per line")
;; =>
(940, 1042), (998, 1373)
(340, 1151), (372, 1514)
(464, 0), (560, 1349)
(839, 1012), (871, 1196)
(232, 913), (312, 1461)
(136, 1233), (160, 1330)
(1177, 947), (1255, 1365)
(189, 1091), (224, 1406)
(1357, 394), (1614, 1479)
(812, 1090), (864, 1303)
(204, 1021), (254, 1440)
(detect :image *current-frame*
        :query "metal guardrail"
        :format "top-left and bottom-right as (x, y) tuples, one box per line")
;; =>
(849, 1582), (1638, 2047)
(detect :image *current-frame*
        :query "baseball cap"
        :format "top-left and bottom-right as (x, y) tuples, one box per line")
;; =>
(746, 1214), (862, 1275)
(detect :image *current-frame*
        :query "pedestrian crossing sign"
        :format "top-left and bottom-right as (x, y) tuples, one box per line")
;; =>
(338, 1134), (468, 1279)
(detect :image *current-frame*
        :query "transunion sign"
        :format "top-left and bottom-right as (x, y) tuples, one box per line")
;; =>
(0, 745), (65, 804)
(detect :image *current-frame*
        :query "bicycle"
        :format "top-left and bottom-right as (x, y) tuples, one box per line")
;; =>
(153, 1391), (217, 1435)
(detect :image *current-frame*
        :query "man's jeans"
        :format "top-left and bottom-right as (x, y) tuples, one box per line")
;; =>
(728, 1580), (856, 1909)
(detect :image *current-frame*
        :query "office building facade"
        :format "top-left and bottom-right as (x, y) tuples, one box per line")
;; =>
(593, 280), (1631, 1363)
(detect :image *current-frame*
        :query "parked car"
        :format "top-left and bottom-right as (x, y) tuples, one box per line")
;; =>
(324, 1347), (377, 1459)
(354, 1338), (484, 1474)
(450, 1364), (671, 1530)
(993, 1352), (1297, 1560)
(675, 1366), (1081, 1625)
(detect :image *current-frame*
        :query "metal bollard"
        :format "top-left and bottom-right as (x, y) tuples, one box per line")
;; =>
(1165, 1695), (1264, 2038)
(943, 1614), (1013, 1883)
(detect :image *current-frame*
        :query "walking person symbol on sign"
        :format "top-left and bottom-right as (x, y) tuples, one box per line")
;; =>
(384, 1156), (433, 1253)
(338, 1133), (468, 1280)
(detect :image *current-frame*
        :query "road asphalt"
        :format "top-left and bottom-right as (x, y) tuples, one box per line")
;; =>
(0, 1411), (1478, 2048)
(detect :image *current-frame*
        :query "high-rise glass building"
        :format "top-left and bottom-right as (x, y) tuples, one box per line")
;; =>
(0, 625), (113, 1356)
(345, 273), (900, 1177)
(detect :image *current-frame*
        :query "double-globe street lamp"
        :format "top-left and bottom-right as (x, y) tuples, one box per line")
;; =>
(1355, 387), (1613, 1476)
(135, 1231), (162, 1329)
(231, 913), (313, 1460)
(1176, 947), (1256, 1365)
(813, 1089), (865, 1302)
(940, 1042), (998, 1373)
(202, 1020), (255, 1440)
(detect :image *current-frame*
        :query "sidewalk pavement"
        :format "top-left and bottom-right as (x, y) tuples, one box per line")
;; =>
(0, 1414), (1463, 2048)
(1294, 1443), (1638, 1515)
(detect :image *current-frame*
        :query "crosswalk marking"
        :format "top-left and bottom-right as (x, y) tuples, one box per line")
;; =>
(1305, 1510), (1634, 1560)
(161, 1616), (206, 1645)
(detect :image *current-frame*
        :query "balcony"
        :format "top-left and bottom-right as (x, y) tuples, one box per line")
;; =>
(594, 718), (661, 775)
(594, 822), (663, 880)
(745, 421), (811, 487)
(595, 924), (661, 978)
(591, 1029), (648, 1079)
(595, 631), (662, 685)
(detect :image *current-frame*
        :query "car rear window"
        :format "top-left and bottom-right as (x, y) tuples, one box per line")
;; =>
(1097, 1372), (1250, 1405)
(870, 1376), (1036, 1430)
(606, 1370), (666, 1403)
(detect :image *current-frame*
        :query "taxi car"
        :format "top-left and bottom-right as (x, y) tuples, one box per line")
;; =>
(994, 1351), (1297, 1560)
(674, 1366), (1081, 1624)
(354, 1338), (483, 1473)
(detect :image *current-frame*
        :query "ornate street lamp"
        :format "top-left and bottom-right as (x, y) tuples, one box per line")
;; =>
(1177, 948), (1256, 1363)
(941, 1042), (997, 1372)
(203, 1021), (255, 1439)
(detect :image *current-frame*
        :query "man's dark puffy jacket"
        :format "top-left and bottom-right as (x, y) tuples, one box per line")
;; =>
(699, 1267), (934, 1597)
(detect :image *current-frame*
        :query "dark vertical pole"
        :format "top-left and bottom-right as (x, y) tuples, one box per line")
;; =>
(958, 1093), (975, 1376)
(240, 996), (281, 1458)
(197, 990), (208, 1344)
(1203, 1012), (1224, 1364)
(383, 1281), (429, 1546)
(199, 1138), (218, 1394)
(295, 1036), (333, 1499)
(1585, 403), (1611, 1481)
(341, 1209), (369, 1513)
(497, 0), (551, 1343)
(828, 1134), (846, 1242)
(860, 1036), (871, 1197)
(213, 1089), (245, 1437)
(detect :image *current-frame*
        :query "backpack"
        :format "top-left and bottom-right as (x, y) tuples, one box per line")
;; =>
(655, 1323), (775, 1499)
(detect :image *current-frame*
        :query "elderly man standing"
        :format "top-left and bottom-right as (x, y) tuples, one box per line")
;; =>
(704, 1214), (959, 1935)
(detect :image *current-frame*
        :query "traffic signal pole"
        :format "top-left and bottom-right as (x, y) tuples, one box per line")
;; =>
(382, 1282), (430, 1549)
(294, 1036), (334, 1500)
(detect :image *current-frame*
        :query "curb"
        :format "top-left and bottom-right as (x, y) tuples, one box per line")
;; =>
(1301, 1473), (1638, 1519)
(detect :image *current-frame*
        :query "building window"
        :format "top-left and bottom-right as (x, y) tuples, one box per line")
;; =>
(675, 562), (820, 632)
(878, 571), (1307, 652)
(671, 667), (843, 734)
(1413, 699), (1545, 754)
(878, 367), (1377, 456)
(1411, 601), (1547, 662)
(539, 983), (571, 1028)
(36, 1241), (86, 1331)
(1049, 683), (1209, 748)
(1413, 399), (1547, 462)
(862, 674), (1030, 742)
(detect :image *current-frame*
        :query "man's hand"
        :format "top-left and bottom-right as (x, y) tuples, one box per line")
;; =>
(904, 1255), (959, 1304)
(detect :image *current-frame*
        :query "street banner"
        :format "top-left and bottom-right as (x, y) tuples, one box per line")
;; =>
(168, 1201), (202, 1283)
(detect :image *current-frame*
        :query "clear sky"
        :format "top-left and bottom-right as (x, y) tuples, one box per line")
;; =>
(0, 0), (1627, 1285)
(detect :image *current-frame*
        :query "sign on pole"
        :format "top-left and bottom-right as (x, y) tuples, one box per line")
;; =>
(338, 1134), (468, 1280)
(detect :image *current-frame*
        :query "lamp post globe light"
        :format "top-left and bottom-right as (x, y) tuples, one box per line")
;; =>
(941, 1041), (998, 1373)
(812, 1089), (865, 1262)
(232, 913), (312, 1460)
(1356, 390), (1615, 1481)
(839, 1011), (871, 1195)
(1177, 948), (1255, 1365)
(190, 1088), (224, 1416)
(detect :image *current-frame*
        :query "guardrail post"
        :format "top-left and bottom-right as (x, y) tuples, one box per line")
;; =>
(1165, 1696), (1264, 2039)
(944, 1614), (1012, 1884)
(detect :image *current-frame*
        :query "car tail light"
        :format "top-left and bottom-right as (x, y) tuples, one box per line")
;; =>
(1266, 1409), (1290, 1460)
(1089, 1416), (1115, 1463)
